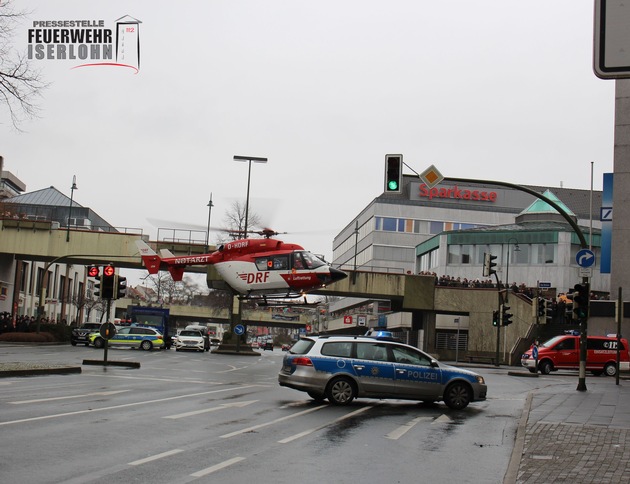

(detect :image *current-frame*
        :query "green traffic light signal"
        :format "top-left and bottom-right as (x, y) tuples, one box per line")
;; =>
(385, 155), (402, 193)
(492, 310), (499, 327)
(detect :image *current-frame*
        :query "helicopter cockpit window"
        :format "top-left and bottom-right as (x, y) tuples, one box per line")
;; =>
(270, 255), (289, 270)
(292, 252), (305, 270)
(301, 251), (325, 270)
(255, 258), (269, 271)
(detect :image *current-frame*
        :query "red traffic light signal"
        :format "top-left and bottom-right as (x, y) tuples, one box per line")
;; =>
(103, 265), (115, 277)
(87, 266), (99, 278)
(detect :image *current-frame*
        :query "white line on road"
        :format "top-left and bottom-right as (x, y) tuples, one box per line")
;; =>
(386, 416), (432, 440)
(0, 385), (259, 426)
(128, 449), (185, 466)
(278, 405), (374, 444)
(163, 400), (258, 419)
(220, 405), (326, 439)
(190, 457), (246, 477)
(9, 390), (131, 405)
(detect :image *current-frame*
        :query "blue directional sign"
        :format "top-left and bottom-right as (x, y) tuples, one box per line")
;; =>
(576, 249), (595, 268)
(234, 324), (245, 335)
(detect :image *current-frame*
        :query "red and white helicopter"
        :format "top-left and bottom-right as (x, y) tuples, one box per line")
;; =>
(135, 229), (347, 300)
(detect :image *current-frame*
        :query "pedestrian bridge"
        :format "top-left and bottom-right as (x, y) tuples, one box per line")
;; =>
(0, 220), (536, 362)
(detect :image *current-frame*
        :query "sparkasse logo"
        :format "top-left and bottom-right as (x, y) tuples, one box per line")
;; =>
(27, 15), (141, 73)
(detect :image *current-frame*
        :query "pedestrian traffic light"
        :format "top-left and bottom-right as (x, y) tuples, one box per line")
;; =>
(101, 265), (116, 299)
(87, 265), (99, 278)
(483, 253), (497, 277)
(572, 282), (590, 321)
(492, 310), (499, 327)
(116, 275), (127, 299)
(384, 154), (402, 193)
(501, 304), (513, 326)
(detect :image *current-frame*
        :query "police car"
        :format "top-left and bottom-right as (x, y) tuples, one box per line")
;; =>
(278, 334), (487, 410)
(90, 325), (165, 351)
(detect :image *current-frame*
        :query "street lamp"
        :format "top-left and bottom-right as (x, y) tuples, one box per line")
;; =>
(66, 175), (78, 242)
(504, 237), (520, 302)
(234, 155), (267, 238)
(205, 193), (214, 252)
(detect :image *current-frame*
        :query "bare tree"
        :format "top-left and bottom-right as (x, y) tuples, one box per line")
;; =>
(217, 200), (262, 243)
(1, 0), (47, 128)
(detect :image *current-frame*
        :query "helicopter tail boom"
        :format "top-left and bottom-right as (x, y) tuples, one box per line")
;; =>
(135, 240), (161, 275)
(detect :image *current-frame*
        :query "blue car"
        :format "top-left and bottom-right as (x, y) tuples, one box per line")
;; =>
(278, 334), (487, 409)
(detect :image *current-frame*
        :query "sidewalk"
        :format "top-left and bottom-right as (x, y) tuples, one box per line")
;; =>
(505, 378), (630, 484)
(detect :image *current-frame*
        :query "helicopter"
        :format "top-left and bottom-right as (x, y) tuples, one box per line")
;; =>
(135, 233), (347, 300)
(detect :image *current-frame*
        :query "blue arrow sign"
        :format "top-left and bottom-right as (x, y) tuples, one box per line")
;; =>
(234, 324), (245, 335)
(576, 249), (595, 268)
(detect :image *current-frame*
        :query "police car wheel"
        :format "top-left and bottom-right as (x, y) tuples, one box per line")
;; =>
(327, 377), (356, 405)
(443, 382), (471, 410)
(605, 363), (617, 377)
(140, 340), (153, 351)
(93, 338), (104, 349)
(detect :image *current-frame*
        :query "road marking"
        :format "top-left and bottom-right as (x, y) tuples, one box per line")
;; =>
(278, 405), (374, 444)
(386, 416), (432, 440)
(191, 457), (246, 477)
(164, 400), (258, 419)
(129, 449), (184, 466)
(432, 414), (452, 424)
(9, 390), (131, 405)
(220, 405), (326, 439)
(0, 385), (259, 427)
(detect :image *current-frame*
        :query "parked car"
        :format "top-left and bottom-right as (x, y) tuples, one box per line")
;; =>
(90, 325), (165, 351)
(185, 325), (210, 351)
(175, 329), (206, 352)
(521, 333), (630, 376)
(71, 322), (102, 346)
(278, 334), (487, 409)
(281, 343), (293, 351)
(262, 341), (274, 351)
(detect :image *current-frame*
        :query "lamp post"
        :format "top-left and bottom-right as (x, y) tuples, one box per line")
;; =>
(66, 175), (78, 242)
(205, 193), (214, 252)
(233, 155), (267, 237)
(504, 238), (520, 303)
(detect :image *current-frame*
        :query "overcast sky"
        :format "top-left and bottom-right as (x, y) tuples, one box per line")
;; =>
(1, 0), (617, 284)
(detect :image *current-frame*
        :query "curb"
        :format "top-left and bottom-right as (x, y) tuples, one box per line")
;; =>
(507, 370), (539, 378)
(82, 359), (141, 368)
(0, 366), (81, 377)
(503, 391), (533, 484)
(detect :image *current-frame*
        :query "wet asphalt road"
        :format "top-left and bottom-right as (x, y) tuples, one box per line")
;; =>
(0, 345), (537, 484)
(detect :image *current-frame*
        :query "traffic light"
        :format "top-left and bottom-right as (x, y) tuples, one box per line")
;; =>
(101, 265), (116, 299)
(94, 275), (102, 298)
(116, 276), (127, 299)
(537, 297), (545, 317)
(483, 253), (497, 277)
(384, 154), (402, 193)
(492, 310), (499, 327)
(87, 265), (99, 278)
(501, 304), (513, 326)
(572, 282), (590, 321)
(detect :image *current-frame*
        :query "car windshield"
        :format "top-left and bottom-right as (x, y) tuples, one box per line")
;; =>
(180, 330), (201, 337)
(540, 336), (565, 348)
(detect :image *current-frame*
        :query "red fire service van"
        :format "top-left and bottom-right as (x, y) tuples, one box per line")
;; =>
(521, 334), (630, 376)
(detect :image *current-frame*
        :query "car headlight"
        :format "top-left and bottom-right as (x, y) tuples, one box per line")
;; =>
(522, 354), (530, 359)
(475, 375), (485, 385)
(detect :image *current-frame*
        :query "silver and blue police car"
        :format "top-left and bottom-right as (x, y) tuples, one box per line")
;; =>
(278, 334), (487, 410)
